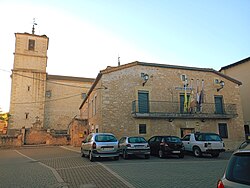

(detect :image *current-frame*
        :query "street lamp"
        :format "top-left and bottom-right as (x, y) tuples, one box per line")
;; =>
(217, 80), (225, 92)
(141, 73), (149, 86)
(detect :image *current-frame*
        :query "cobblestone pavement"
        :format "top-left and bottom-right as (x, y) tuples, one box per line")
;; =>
(0, 146), (232, 188)
(99, 152), (232, 188)
(14, 146), (132, 188)
(0, 149), (59, 188)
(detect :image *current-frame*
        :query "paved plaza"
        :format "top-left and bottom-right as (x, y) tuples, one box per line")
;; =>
(0, 146), (231, 188)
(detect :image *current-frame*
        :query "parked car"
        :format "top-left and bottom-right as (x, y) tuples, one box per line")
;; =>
(81, 133), (120, 162)
(119, 136), (150, 159)
(148, 136), (184, 158)
(182, 132), (225, 157)
(217, 141), (250, 188)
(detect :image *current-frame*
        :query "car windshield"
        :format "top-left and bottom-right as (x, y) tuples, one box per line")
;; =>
(226, 153), (250, 185)
(95, 135), (117, 142)
(164, 136), (181, 143)
(128, 137), (147, 143)
(195, 134), (222, 141)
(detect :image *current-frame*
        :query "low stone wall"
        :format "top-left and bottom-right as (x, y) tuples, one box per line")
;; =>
(25, 129), (47, 145)
(1, 128), (70, 147)
(24, 128), (70, 145)
(46, 134), (69, 145)
(0, 135), (22, 148)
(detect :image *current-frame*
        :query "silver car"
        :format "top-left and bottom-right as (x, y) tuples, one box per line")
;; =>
(217, 141), (250, 188)
(81, 133), (119, 162)
(118, 136), (150, 159)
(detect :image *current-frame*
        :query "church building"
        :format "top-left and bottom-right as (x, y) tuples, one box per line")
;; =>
(9, 29), (94, 132)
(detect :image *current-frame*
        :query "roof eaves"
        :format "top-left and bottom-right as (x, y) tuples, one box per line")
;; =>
(79, 72), (103, 109)
(47, 74), (95, 82)
(219, 57), (250, 72)
(212, 70), (242, 85)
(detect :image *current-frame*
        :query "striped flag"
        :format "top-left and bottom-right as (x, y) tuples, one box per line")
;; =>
(196, 79), (200, 112)
(184, 79), (188, 113)
(189, 79), (196, 113)
(199, 80), (204, 112)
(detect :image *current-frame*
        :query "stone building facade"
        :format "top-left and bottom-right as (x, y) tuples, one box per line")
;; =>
(80, 62), (245, 150)
(9, 32), (94, 132)
(220, 57), (250, 136)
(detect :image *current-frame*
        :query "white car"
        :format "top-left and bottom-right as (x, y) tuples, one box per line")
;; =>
(182, 132), (225, 157)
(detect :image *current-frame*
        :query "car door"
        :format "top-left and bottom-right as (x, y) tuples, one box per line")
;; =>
(119, 137), (126, 152)
(182, 134), (191, 151)
(82, 134), (93, 154)
(154, 136), (162, 152)
(148, 136), (156, 154)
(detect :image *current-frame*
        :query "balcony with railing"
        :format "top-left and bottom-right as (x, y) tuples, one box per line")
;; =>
(132, 100), (237, 120)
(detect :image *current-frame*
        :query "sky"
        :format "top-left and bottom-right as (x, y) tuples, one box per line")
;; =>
(0, 0), (250, 112)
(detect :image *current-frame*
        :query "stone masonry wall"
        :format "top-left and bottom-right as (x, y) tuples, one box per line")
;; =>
(81, 64), (245, 150)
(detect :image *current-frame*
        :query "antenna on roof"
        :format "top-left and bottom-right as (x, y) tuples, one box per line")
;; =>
(32, 18), (37, 34)
(118, 55), (120, 66)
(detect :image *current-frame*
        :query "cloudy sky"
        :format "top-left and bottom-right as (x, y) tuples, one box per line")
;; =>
(0, 0), (249, 112)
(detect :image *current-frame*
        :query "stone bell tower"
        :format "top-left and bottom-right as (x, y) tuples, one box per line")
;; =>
(9, 25), (49, 129)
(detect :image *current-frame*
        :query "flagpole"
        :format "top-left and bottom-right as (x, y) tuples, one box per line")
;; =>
(184, 78), (188, 113)
(199, 79), (204, 112)
(196, 79), (200, 112)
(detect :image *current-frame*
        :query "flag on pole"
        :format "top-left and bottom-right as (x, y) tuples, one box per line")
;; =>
(196, 79), (200, 112)
(199, 79), (204, 112)
(184, 78), (188, 113)
(189, 79), (196, 113)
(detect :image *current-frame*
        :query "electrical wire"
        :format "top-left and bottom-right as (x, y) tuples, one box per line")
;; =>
(0, 68), (90, 104)
(0, 68), (94, 89)
(13, 93), (83, 104)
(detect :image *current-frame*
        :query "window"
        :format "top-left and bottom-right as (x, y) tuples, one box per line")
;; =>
(25, 112), (29, 119)
(139, 124), (146, 134)
(181, 74), (187, 82)
(28, 39), (35, 51)
(218, 123), (228, 138)
(27, 86), (31, 91)
(46, 90), (52, 98)
(214, 96), (224, 114)
(138, 90), (149, 113)
(81, 93), (87, 99)
(180, 128), (194, 137)
(244, 125), (249, 135)
(94, 95), (97, 115)
(182, 135), (190, 141)
(214, 78), (220, 84)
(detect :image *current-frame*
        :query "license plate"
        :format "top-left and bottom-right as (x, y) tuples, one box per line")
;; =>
(172, 151), (180, 154)
(102, 148), (113, 151)
(135, 145), (144, 148)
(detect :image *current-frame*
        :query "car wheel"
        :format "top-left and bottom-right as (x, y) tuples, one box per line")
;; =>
(145, 154), (150, 159)
(211, 153), (220, 158)
(123, 150), (129, 159)
(193, 147), (202, 157)
(179, 153), (184, 158)
(89, 151), (95, 162)
(81, 149), (85, 157)
(114, 156), (119, 160)
(159, 150), (165, 158)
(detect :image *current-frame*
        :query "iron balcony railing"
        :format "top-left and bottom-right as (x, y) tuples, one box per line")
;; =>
(132, 100), (237, 119)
